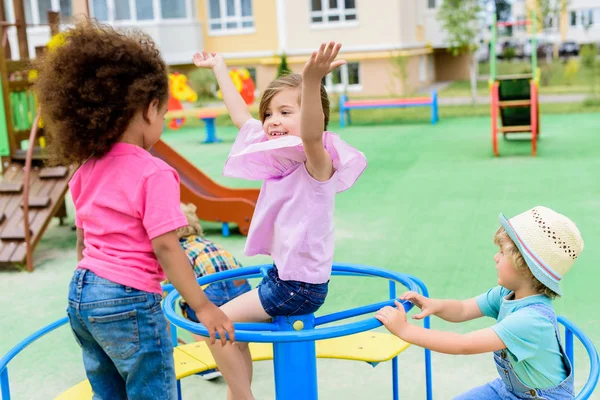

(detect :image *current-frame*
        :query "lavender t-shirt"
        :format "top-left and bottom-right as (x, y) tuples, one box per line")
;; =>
(223, 119), (367, 284)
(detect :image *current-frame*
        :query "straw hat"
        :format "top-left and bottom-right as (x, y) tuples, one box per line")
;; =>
(499, 206), (584, 296)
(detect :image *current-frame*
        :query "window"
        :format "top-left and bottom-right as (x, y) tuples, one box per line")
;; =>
(310, 0), (357, 25)
(570, 10), (577, 26)
(208, 0), (254, 34)
(135, 0), (154, 20)
(427, 0), (436, 9)
(7, 0), (73, 25)
(115, 0), (131, 20)
(161, 0), (186, 19)
(581, 9), (593, 26)
(89, 0), (192, 23)
(324, 62), (360, 92)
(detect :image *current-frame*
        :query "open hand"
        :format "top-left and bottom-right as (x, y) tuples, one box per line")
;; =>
(400, 291), (436, 320)
(302, 42), (346, 83)
(375, 300), (408, 337)
(194, 302), (235, 346)
(192, 51), (225, 70)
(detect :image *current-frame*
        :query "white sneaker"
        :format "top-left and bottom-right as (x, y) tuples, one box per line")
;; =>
(199, 369), (223, 380)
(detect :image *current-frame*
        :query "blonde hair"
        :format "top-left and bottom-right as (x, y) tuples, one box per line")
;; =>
(176, 203), (203, 238)
(494, 227), (558, 299)
(258, 73), (331, 130)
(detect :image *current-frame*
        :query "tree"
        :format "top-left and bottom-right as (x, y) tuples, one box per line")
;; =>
(438, 0), (482, 104)
(535, 0), (570, 62)
(276, 53), (291, 78)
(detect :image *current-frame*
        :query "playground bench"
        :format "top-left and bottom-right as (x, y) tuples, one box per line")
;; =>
(339, 92), (439, 128)
(165, 108), (225, 144)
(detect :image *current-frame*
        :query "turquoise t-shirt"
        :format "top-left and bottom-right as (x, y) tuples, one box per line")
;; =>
(476, 286), (567, 389)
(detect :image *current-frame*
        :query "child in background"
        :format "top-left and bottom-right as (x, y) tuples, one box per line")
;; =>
(192, 42), (367, 399)
(376, 206), (583, 399)
(173, 203), (252, 380)
(34, 20), (234, 399)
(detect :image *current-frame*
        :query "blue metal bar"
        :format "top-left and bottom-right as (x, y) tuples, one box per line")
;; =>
(202, 117), (221, 144)
(558, 316), (599, 399)
(340, 94), (347, 128)
(1, 367), (10, 400)
(273, 315), (318, 400)
(221, 223), (230, 237)
(403, 274), (433, 400)
(0, 317), (68, 400)
(389, 280), (399, 400)
(431, 91), (439, 125)
(314, 298), (410, 327)
(566, 329), (574, 380)
(164, 264), (422, 342)
(0, 317), (68, 373)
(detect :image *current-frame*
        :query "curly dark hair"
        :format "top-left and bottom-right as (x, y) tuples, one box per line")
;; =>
(33, 20), (169, 165)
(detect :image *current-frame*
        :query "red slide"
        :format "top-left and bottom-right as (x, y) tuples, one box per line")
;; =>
(151, 140), (259, 235)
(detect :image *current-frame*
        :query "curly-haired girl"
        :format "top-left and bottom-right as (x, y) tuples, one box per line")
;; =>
(33, 20), (234, 399)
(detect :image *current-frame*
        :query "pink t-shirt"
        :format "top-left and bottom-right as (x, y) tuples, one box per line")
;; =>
(223, 119), (367, 284)
(69, 143), (187, 294)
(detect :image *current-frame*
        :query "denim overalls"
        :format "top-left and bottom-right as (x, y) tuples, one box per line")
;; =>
(456, 303), (574, 400)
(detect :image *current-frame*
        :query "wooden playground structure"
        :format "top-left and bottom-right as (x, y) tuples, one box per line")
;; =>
(0, 3), (74, 272)
(489, 11), (540, 157)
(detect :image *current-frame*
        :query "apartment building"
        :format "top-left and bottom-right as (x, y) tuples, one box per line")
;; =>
(512, 0), (600, 45)
(1, 0), (469, 97)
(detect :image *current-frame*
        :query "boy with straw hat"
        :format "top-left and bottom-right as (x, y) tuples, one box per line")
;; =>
(377, 206), (583, 399)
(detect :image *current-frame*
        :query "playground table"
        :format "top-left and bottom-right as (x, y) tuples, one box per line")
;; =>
(165, 108), (223, 144)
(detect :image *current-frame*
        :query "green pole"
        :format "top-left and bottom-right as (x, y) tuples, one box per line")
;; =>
(490, 13), (497, 84)
(0, 78), (9, 157)
(531, 9), (538, 81)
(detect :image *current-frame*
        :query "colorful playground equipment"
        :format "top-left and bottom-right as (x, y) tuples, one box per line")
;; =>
(339, 91), (438, 127)
(166, 69), (255, 144)
(150, 140), (259, 236)
(489, 12), (540, 157)
(218, 67), (255, 105)
(0, 11), (73, 271)
(1, 264), (598, 399)
(167, 72), (199, 130)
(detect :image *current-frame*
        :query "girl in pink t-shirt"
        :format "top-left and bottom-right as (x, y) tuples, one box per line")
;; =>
(33, 21), (234, 399)
(193, 42), (366, 399)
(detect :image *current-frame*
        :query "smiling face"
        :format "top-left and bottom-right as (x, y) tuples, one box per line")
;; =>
(262, 88), (301, 140)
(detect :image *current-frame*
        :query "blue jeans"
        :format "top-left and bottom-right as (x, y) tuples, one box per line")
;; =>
(67, 269), (176, 400)
(257, 265), (329, 317)
(182, 278), (252, 322)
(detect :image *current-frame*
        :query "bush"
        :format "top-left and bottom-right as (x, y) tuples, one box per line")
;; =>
(277, 53), (291, 78)
(563, 59), (579, 86)
(540, 64), (553, 86)
(580, 45), (598, 95)
(187, 68), (217, 99)
(502, 47), (516, 61)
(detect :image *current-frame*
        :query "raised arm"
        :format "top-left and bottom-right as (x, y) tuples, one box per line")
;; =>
(193, 52), (251, 129)
(301, 42), (346, 181)
(152, 231), (235, 346)
(376, 301), (505, 355)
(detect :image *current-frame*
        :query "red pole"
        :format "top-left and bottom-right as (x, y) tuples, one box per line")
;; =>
(491, 82), (499, 157)
(530, 81), (538, 157)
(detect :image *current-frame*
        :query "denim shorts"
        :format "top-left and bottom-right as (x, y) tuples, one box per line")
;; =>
(258, 265), (329, 317)
(181, 278), (252, 322)
(66, 268), (176, 400)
